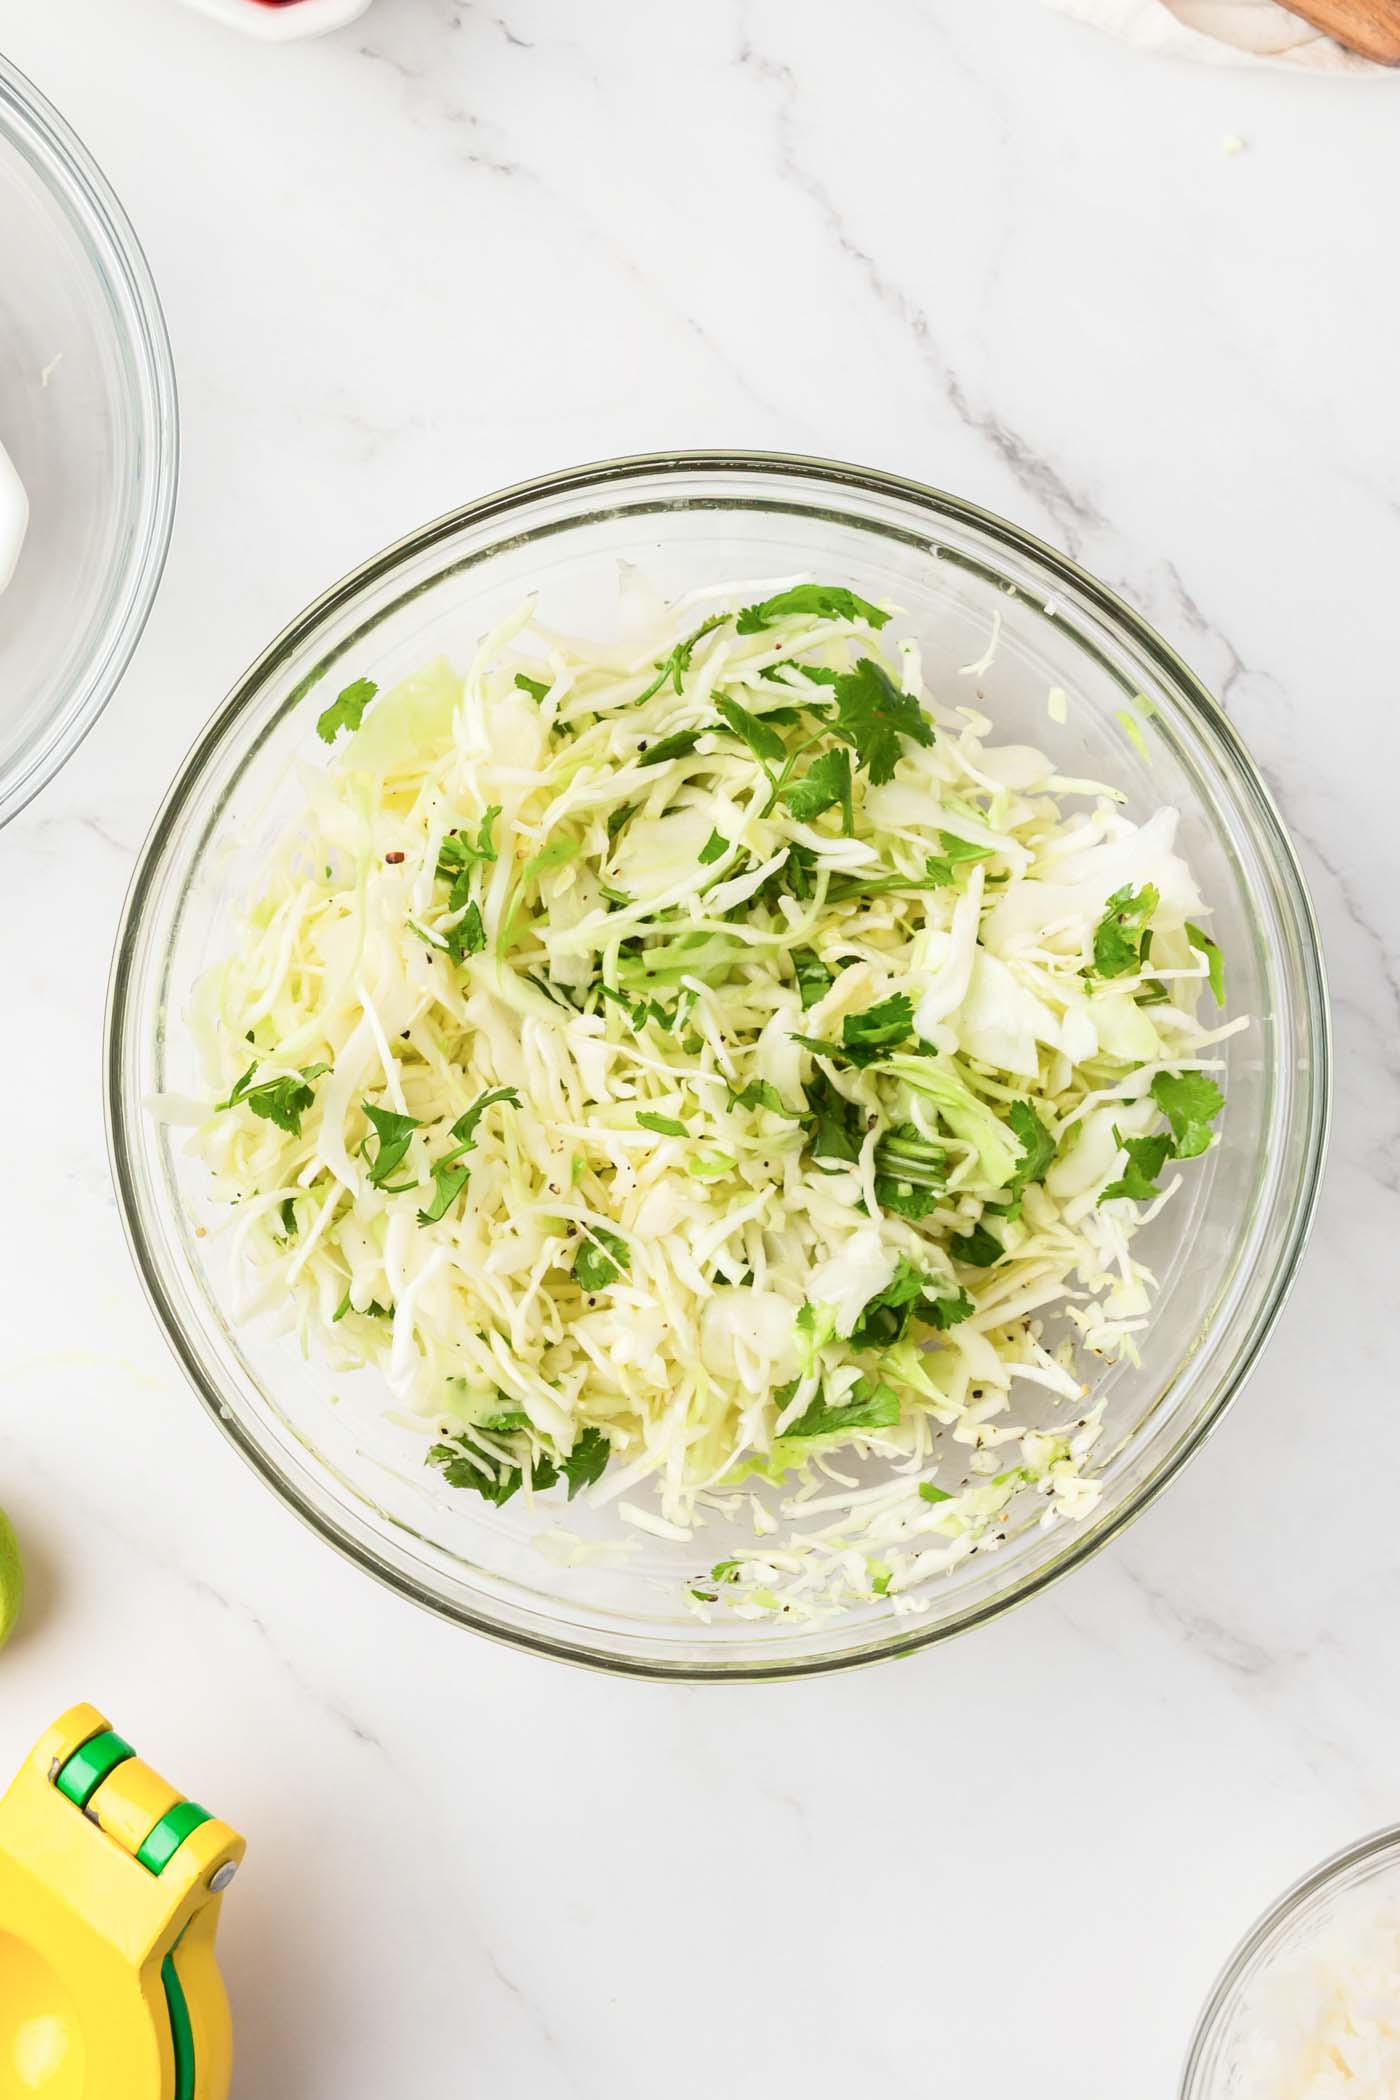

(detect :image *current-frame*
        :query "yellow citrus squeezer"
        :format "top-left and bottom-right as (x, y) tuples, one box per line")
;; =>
(0, 1704), (244, 2100)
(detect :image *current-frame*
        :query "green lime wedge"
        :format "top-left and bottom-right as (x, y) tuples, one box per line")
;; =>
(0, 1509), (23, 1650)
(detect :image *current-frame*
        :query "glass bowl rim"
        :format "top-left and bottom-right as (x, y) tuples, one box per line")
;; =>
(103, 448), (1333, 1681)
(0, 51), (179, 828)
(1180, 1821), (1400, 2093)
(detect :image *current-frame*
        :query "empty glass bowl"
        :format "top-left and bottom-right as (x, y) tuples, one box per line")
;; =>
(0, 54), (177, 827)
(105, 453), (1329, 1678)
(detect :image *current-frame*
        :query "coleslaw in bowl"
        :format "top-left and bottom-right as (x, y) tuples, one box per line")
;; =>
(105, 453), (1329, 1678)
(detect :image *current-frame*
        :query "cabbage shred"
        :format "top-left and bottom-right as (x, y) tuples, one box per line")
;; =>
(180, 579), (1238, 1619)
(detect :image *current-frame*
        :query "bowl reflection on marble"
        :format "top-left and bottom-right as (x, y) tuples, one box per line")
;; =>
(104, 453), (1329, 1680)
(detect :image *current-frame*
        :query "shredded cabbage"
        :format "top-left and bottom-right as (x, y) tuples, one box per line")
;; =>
(175, 578), (1242, 1619)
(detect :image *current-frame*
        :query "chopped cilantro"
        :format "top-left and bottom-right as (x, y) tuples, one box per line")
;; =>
(698, 828), (729, 865)
(633, 614), (727, 706)
(218, 1060), (329, 1137)
(715, 695), (787, 764)
(1186, 921), (1226, 1005)
(637, 728), (702, 768)
(417, 1160), (471, 1225)
(919, 1482), (952, 1505)
(437, 807), (499, 880)
(1100, 1129), (1175, 1204)
(561, 1426), (611, 1499)
(278, 1197), (299, 1237)
(443, 899), (486, 962)
(332, 1290), (393, 1324)
(795, 992), (914, 1068)
(791, 946), (835, 1009)
(780, 746), (853, 828)
(574, 1226), (629, 1292)
(1092, 883), (1159, 978)
(804, 1071), (864, 1165)
(514, 673), (550, 701)
(726, 1078), (798, 1117)
(949, 1221), (1003, 1267)
(427, 1436), (559, 1507)
(314, 676), (377, 744)
(830, 657), (934, 785)
(785, 1374), (901, 1438)
(735, 585), (890, 634)
(1151, 1070), (1224, 1158)
(874, 1175), (938, 1221)
(1007, 1100), (1056, 1198)
(361, 1103), (420, 1189)
(637, 1111), (688, 1137)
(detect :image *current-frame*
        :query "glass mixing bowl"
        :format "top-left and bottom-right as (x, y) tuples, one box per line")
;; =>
(0, 54), (177, 827)
(1182, 1826), (1400, 2096)
(105, 453), (1330, 1679)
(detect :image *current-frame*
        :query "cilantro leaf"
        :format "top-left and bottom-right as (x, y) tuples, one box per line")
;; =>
(698, 829), (729, 865)
(922, 831), (997, 886)
(427, 1436), (559, 1507)
(633, 614), (727, 706)
(361, 1103), (420, 1188)
(785, 1374), (901, 1438)
(804, 1071), (864, 1165)
(279, 1197), (299, 1237)
(874, 1175), (938, 1221)
(218, 1061), (328, 1137)
(637, 728), (701, 768)
(715, 695), (787, 764)
(794, 993), (914, 1068)
(574, 1226), (629, 1292)
(449, 1086), (520, 1156)
(332, 1290), (393, 1324)
(919, 1285), (975, 1331)
(514, 673), (550, 701)
(830, 657), (934, 785)
(1151, 1070), (1224, 1158)
(561, 1426), (610, 1499)
(1092, 883), (1159, 978)
(725, 1078), (798, 1117)
(919, 1482), (952, 1505)
(1099, 1128), (1175, 1204)
(437, 807), (499, 879)
(413, 1087), (519, 1225)
(949, 1221), (1004, 1267)
(735, 585), (890, 634)
(849, 1256), (931, 1351)
(791, 946), (835, 1009)
(637, 1111), (688, 1137)
(843, 993), (913, 1052)
(315, 676), (377, 744)
(780, 746), (853, 828)
(1186, 921), (1226, 1005)
(417, 1160), (471, 1225)
(443, 899), (485, 962)
(1007, 1100), (1056, 1197)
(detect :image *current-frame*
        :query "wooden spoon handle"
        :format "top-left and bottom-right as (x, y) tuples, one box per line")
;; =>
(1275, 0), (1400, 61)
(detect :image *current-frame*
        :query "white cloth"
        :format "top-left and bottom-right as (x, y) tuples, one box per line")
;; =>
(1043, 0), (1389, 72)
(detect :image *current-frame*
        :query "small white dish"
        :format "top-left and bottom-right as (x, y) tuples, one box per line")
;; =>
(176, 0), (374, 39)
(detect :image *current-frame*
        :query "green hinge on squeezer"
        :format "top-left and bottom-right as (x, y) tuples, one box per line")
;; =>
(0, 1703), (245, 2100)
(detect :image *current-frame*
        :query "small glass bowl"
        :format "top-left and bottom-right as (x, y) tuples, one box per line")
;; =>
(106, 453), (1330, 1679)
(0, 54), (177, 827)
(1182, 1826), (1400, 2096)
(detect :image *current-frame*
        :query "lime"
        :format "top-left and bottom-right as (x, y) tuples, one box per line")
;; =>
(0, 1508), (22, 1650)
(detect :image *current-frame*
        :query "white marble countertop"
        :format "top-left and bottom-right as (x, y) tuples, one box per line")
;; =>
(1, 1), (1397, 2092)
